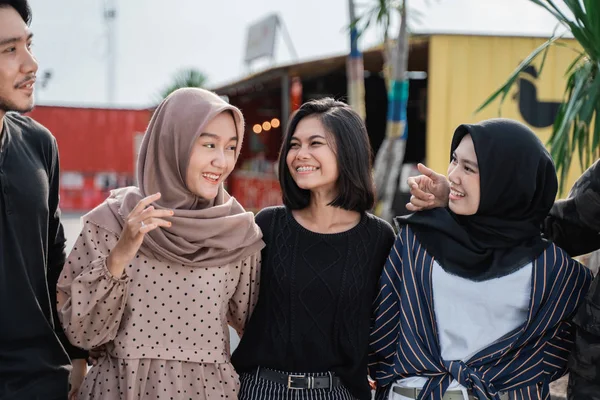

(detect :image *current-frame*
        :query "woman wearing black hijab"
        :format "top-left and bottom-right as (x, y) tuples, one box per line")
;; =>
(368, 119), (593, 400)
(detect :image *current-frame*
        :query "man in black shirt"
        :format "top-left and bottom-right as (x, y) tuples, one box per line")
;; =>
(0, 1), (87, 399)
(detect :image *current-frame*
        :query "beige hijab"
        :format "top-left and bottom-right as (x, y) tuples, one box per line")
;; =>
(87, 88), (264, 267)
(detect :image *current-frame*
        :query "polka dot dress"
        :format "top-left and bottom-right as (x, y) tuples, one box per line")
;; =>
(57, 219), (262, 400)
(79, 358), (239, 400)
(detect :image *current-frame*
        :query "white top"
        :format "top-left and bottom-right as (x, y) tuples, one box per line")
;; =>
(389, 261), (532, 400)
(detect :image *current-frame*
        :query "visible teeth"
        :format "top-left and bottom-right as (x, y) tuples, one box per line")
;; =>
(203, 173), (219, 180)
(297, 166), (317, 172)
(451, 189), (465, 197)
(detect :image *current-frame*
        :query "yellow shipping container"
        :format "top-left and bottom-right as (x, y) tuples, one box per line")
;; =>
(213, 33), (588, 199)
(426, 34), (582, 196)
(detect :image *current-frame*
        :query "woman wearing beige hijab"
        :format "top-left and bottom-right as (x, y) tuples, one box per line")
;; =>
(57, 88), (264, 399)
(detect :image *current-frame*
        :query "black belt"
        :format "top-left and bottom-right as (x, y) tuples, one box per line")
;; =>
(257, 368), (343, 390)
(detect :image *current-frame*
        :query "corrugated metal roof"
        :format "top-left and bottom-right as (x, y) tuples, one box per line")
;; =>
(211, 37), (431, 95)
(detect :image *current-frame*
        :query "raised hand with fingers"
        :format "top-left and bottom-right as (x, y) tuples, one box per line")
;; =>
(406, 163), (450, 212)
(106, 192), (174, 278)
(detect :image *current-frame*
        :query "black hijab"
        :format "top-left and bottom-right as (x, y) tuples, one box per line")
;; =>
(397, 118), (558, 281)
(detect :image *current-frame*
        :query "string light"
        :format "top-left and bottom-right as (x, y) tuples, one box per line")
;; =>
(253, 119), (281, 134)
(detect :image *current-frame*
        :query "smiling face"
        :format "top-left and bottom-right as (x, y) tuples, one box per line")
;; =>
(0, 6), (37, 118)
(447, 134), (481, 215)
(185, 111), (238, 200)
(285, 116), (339, 195)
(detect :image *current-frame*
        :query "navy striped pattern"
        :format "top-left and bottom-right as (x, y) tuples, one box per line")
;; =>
(238, 370), (357, 400)
(369, 226), (593, 400)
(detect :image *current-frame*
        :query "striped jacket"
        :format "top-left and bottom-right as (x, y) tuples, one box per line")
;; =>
(369, 226), (593, 400)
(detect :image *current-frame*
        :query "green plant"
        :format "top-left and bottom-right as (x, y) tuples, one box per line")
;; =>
(158, 68), (208, 102)
(477, 0), (600, 190)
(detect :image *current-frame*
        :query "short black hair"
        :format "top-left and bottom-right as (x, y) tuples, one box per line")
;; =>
(278, 97), (375, 212)
(0, 0), (32, 25)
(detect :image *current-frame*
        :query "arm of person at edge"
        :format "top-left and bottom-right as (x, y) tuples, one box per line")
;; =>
(543, 159), (600, 257)
(45, 138), (88, 399)
(553, 159), (600, 400)
(407, 161), (600, 256)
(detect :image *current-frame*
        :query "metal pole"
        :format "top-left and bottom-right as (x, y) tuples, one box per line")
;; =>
(277, 17), (298, 61)
(281, 72), (290, 134)
(348, 0), (356, 29)
(104, 0), (117, 104)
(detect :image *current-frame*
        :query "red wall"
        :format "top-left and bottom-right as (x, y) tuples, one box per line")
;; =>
(25, 105), (282, 212)
(25, 106), (152, 211)
(28, 106), (152, 174)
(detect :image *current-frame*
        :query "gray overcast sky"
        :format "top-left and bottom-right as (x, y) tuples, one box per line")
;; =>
(27, 0), (563, 108)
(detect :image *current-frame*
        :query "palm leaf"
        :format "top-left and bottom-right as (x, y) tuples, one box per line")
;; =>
(475, 35), (560, 115)
(549, 60), (600, 190)
(478, 0), (600, 191)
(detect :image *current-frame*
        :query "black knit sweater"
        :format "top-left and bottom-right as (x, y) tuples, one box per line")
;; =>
(232, 206), (395, 399)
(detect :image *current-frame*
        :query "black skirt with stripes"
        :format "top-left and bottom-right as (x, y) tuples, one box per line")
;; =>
(238, 369), (358, 400)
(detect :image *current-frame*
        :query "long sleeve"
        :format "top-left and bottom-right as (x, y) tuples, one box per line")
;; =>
(368, 233), (404, 380)
(45, 138), (88, 360)
(543, 159), (600, 256)
(543, 217), (600, 257)
(57, 219), (129, 350)
(228, 251), (261, 336)
(537, 254), (593, 385)
(568, 274), (600, 399)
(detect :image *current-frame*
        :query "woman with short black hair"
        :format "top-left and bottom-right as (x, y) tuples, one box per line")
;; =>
(233, 98), (395, 400)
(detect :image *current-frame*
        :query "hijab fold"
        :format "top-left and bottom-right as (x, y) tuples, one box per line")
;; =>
(87, 88), (264, 268)
(397, 118), (558, 281)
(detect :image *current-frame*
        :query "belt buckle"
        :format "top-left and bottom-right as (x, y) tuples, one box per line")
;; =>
(288, 374), (310, 390)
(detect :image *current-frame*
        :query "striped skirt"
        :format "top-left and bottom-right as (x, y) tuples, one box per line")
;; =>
(238, 368), (358, 400)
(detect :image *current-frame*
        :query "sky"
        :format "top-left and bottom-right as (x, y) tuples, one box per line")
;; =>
(27, 0), (566, 108)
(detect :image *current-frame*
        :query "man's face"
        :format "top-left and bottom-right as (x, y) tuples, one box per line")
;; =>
(0, 6), (38, 115)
